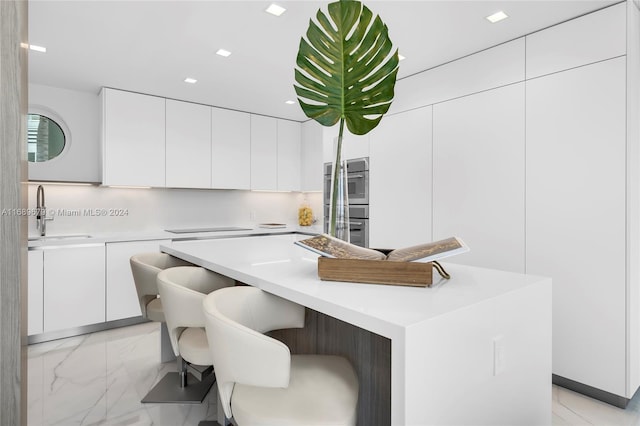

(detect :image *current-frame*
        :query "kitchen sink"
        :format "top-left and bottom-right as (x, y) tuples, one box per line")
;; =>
(28, 234), (92, 241)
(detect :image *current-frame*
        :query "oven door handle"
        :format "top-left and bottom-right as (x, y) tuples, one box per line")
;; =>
(350, 221), (364, 226)
(348, 174), (365, 179)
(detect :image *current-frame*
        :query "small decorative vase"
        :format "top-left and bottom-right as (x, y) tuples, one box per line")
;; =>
(328, 138), (350, 242)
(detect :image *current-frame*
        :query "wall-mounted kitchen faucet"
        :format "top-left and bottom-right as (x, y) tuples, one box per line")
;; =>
(36, 185), (53, 236)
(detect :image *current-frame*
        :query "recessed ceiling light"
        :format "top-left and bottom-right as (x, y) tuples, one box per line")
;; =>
(285, 100), (296, 105)
(266, 4), (286, 16)
(486, 11), (508, 23)
(216, 49), (232, 57)
(398, 54), (406, 61)
(29, 44), (47, 53)
(184, 77), (198, 84)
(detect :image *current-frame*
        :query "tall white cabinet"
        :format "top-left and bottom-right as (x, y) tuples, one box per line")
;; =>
(369, 106), (432, 248)
(433, 83), (526, 273)
(526, 57), (627, 396)
(361, 1), (638, 406)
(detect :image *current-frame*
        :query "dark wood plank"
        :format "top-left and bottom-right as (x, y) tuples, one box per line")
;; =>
(270, 307), (391, 426)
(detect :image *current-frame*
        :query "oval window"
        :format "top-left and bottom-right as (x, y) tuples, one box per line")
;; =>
(27, 114), (66, 162)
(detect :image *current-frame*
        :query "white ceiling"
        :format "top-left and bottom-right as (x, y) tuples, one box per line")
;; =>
(28, 0), (618, 122)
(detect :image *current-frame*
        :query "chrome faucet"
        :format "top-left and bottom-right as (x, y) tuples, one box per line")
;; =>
(36, 185), (53, 236)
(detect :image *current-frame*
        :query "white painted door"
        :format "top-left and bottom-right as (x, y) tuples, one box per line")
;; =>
(101, 88), (166, 187)
(43, 245), (106, 332)
(251, 115), (277, 190)
(433, 83), (526, 273)
(526, 57), (626, 396)
(369, 106), (432, 248)
(165, 99), (211, 188)
(105, 239), (171, 322)
(211, 107), (251, 189)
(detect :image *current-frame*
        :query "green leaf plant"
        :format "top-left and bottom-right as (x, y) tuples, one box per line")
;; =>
(294, 0), (399, 236)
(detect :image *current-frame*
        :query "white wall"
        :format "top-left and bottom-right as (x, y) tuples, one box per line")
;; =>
(26, 183), (322, 236)
(28, 84), (100, 183)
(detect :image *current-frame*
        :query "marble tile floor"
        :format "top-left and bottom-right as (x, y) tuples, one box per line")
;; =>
(28, 322), (218, 426)
(27, 321), (640, 426)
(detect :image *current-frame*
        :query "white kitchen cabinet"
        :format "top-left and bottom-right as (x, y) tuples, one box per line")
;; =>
(43, 244), (106, 333)
(165, 99), (211, 188)
(526, 57), (627, 396)
(250, 115), (278, 190)
(105, 239), (170, 321)
(391, 38), (525, 116)
(28, 250), (44, 336)
(433, 83), (526, 273)
(369, 107), (432, 248)
(277, 119), (301, 191)
(526, 3), (625, 79)
(322, 126), (370, 163)
(101, 88), (166, 187)
(300, 120), (323, 192)
(211, 107), (251, 190)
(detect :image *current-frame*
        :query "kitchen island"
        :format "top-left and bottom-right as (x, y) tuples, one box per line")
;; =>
(161, 234), (552, 425)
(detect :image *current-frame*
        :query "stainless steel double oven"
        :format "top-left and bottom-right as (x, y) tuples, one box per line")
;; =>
(323, 157), (369, 247)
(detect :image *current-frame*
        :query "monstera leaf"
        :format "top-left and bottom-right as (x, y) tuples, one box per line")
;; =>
(295, 0), (399, 238)
(294, 0), (399, 136)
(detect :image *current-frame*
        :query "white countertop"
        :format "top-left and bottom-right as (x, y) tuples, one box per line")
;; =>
(27, 224), (322, 249)
(161, 234), (550, 339)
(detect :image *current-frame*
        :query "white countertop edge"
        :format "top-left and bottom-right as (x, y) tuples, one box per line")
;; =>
(27, 225), (322, 249)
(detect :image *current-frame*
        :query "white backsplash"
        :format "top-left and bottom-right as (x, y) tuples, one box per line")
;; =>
(27, 183), (323, 236)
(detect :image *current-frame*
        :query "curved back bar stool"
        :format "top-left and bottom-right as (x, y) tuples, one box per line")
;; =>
(203, 286), (359, 426)
(151, 266), (234, 404)
(130, 252), (192, 363)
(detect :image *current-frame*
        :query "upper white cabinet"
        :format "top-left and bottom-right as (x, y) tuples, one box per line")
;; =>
(300, 121), (323, 192)
(28, 250), (44, 336)
(390, 38), (525, 115)
(526, 3), (625, 79)
(277, 119), (301, 191)
(165, 100), (211, 189)
(526, 57), (627, 396)
(105, 239), (170, 322)
(433, 83), (526, 274)
(250, 115), (278, 190)
(212, 107), (251, 190)
(43, 244), (106, 333)
(369, 107), (432, 248)
(101, 88), (166, 187)
(102, 88), (310, 191)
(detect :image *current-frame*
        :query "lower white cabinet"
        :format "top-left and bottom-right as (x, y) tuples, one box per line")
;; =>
(28, 250), (44, 336)
(43, 244), (106, 333)
(106, 239), (170, 321)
